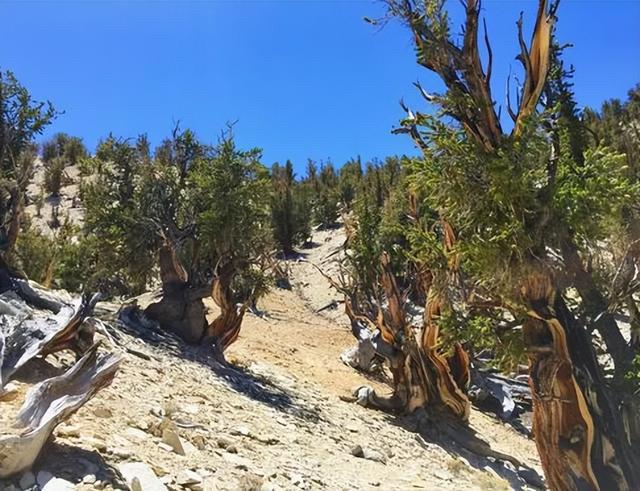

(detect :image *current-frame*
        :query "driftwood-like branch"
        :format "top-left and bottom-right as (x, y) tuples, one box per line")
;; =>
(1, 291), (100, 389)
(513, 0), (554, 135)
(0, 343), (121, 478)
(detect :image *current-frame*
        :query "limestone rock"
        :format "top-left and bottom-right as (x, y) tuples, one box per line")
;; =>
(36, 471), (54, 487)
(176, 469), (202, 487)
(40, 477), (75, 491)
(350, 445), (386, 464)
(118, 462), (168, 491)
(230, 426), (251, 437)
(82, 474), (97, 484)
(124, 427), (149, 441)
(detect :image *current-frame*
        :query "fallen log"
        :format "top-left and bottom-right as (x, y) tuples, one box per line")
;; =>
(0, 343), (121, 478)
(0, 291), (100, 388)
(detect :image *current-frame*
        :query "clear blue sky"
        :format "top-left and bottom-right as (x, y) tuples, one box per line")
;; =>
(2, 1), (639, 173)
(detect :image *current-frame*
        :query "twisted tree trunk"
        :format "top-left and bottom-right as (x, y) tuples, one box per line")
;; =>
(522, 273), (640, 490)
(144, 241), (247, 353)
(145, 242), (208, 344)
(205, 268), (247, 353)
(349, 254), (470, 420)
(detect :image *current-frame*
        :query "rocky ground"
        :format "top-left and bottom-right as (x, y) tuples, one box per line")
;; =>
(1, 222), (543, 491)
(1, 164), (544, 490)
(24, 158), (85, 236)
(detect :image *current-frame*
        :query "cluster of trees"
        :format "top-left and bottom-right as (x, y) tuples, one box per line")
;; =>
(336, 0), (640, 489)
(0, 69), (415, 357)
(0, 70), (55, 266)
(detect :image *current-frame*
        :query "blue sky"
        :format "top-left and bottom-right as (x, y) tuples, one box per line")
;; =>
(2, 0), (639, 174)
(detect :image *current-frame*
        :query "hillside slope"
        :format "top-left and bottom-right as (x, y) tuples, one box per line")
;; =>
(1, 221), (543, 491)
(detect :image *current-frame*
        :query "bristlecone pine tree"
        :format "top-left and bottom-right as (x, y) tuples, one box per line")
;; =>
(380, 0), (640, 488)
(0, 70), (56, 271)
(271, 160), (311, 255)
(82, 128), (272, 355)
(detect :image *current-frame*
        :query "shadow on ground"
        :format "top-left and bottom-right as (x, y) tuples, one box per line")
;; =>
(13, 357), (67, 385)
(384, 409), (545, 490)
(0, 442), (125, 490)
(115, 306), (322, 423)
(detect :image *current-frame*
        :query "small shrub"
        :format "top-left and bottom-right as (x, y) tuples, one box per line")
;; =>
(13, 227), (56, 284)
(44, 157), (66, 195)
(34, 189), (45, 217)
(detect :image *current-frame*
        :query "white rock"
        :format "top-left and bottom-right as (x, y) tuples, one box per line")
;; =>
(0, 382), (19, 401)
(157, 442), (174, 453)
(222, 452), (251, 470)
(179, 403), (200, 415)
(176, 470), (202, 486)
(84, 436), (107, 452)
(36, 471), (54, 487)
(82, 474), (97, 484)
(230, 425), (252, 437)
(118, 462), (168, 491)
(124, 427), (149, 441)
(362, 448), (387, 464)
(161, 428), (195, 456)
(182, 440), (198, 455)
(19, 470), (36, 489)
(56, 424), (81, 438)
(108, 446), (134, 459)
(41, 477), (75, 491)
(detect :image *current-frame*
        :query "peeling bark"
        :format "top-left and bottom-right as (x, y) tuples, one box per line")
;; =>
(205, 271), (247, 353)
(522, 273), (640, 490)
(345, 254), (471, 420)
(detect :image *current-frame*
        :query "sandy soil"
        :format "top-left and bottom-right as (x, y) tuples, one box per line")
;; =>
(2, 173), (543, 490)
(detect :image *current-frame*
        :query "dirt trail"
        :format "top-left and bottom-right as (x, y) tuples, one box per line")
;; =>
(1, 224), (542, 491)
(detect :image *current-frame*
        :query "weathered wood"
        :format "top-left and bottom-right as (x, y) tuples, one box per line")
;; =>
(10, 279), (64, 313)
(339, 317), (383, 373)
(0, 291), (100, 388)
(145, 242), (208, 344)
(0, 343), (121, 478)
(343, 254), (471, 420)
(205, 273), (247, 353)
(522, 273), (640, 490)
(468, 367), (531, 421)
